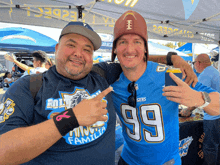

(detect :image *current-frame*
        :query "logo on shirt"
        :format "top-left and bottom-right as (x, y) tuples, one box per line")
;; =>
(0, 98), (15, 123)
(179, 136), (193, 157)
(46, 87), (109, 146)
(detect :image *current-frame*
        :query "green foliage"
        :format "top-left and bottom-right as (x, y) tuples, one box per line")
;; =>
(177, 42), (186, 48)
(163, 42), (176, 49)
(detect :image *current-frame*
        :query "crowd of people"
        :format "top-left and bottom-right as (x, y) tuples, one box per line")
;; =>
(0, 10), (219, 165)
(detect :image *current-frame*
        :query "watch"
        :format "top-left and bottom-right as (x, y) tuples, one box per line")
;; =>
(198, 92), (211, 109)
(166, 52), (177, 66)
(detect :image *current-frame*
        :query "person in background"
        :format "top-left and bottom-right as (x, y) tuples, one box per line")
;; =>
(3, 71), (14, 85)
(45, 57), (55, 69)
(4, 50), (48, 76)
(108, 10), (220, 165)
(181, 53), (220, 165)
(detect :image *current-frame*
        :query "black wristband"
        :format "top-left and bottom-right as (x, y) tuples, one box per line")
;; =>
(53, 108), (79, 136)
(167, 52), (177, 66)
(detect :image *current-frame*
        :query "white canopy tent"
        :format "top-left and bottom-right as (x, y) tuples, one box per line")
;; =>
(0, 0), (219, 69)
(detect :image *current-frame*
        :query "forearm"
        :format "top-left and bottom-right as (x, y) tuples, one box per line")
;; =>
(188, 106), (196, 111)
(203, 92), (220, 116)
(0, 119), (62, 164)
(148, 55), (167, 64)
(14, 60), (32, 71)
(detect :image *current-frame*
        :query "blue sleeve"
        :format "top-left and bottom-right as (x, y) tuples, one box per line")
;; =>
(0, 76), (34, 134)
(94, 62), (122, 85)
(198, 70), (211, 87)
(193, 82), (216, 93)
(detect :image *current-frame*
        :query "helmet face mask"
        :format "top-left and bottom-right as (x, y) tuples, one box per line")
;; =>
(112, 10), (149, 62)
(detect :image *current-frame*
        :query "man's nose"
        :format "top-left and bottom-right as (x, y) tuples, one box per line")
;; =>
(126, 43), (136, 54)
(73, 47), (83, 58)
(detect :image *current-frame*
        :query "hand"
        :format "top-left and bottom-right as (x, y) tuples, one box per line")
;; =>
(171, 55), (198, 87)
(72, 86), (113, 126)
(179, 108), (191, 117)
(4, 54), (15, 63)
(162, 72), (204, 107)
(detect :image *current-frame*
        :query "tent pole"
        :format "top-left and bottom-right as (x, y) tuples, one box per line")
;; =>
(218, 44), (220, 72)
(192, 43), (196, 61)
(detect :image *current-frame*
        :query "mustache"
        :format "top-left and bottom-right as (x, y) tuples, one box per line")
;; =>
(68, 57), (85, 64)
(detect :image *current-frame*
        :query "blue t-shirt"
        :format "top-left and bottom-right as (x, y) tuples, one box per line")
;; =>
(198, 66), (220, 120)
(109, 61), (215, 165)
(0, 66), (117, 165)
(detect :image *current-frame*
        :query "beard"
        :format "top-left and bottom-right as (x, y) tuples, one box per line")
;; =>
(64, 65), (84, 77)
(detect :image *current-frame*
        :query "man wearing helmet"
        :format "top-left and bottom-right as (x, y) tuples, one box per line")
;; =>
(109, 10), (220, 165)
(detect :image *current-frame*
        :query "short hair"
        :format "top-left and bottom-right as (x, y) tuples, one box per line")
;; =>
(3, 71), (10, 79)
(32, 50), (47, 63)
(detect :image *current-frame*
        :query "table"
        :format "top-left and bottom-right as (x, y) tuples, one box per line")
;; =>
(179, 118), (204, 165)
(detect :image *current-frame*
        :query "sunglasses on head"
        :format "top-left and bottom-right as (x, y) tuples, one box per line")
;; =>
(127, 81), (137, 107)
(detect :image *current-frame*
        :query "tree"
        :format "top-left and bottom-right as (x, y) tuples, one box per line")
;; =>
(164, 42), (176, 49)
(177, 42), (186, 48)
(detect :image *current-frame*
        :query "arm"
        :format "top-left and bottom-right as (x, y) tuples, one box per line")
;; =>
(180, 107), (196, 117)
(0, 87), (111, 164)
(163, 72), (220, 116)
(149, 54), (198, 87)
(4, 78), (13, 84)
(4, 54), (33, 71)
(0, 119), (62, 164)
(202, 92), (220, 116)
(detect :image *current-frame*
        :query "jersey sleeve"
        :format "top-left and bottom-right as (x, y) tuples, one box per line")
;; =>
(0, 76), (35, 134)
(94, 62), (122, 85)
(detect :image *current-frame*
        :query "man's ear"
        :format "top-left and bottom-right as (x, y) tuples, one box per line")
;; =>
(55, 43), (59, 52)
(114, 49), (117, 54)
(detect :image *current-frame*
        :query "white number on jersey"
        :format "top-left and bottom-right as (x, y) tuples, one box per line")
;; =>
(121, 104), (165, 143)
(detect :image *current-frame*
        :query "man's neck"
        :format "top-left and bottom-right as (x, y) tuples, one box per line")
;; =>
(123, 62), (147, 82)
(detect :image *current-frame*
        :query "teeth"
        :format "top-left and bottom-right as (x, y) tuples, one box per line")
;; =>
(126, 56), (135, 58)
(70, 60), (82, 64)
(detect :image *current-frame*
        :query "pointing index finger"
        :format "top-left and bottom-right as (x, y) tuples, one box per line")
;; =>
(95, 86), (113, 101)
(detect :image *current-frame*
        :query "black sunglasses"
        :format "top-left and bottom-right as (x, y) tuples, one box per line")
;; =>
(192, 61), (200, 65)
(127, 81), (137, 107)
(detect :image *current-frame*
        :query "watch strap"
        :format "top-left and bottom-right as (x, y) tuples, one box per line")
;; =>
(198, 92), (210, 109)
(167, 52), (177, 66)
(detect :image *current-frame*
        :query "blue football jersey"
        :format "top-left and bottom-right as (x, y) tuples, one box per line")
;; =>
(111, 61), (215, 165)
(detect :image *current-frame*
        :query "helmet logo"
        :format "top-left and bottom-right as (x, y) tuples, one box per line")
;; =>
(123, 12), (136, 20)
(127, 20), (132, 30)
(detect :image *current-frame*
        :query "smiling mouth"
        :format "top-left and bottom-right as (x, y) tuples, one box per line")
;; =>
(69, 59), (84, 65)
(124, 55), (136, 59)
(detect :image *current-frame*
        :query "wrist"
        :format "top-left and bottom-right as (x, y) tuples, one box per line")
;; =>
(195, 92), (205, 107)
(167, 52), (177, 65)
(14, 59), (18, 64)
(53, 108), (79, 136)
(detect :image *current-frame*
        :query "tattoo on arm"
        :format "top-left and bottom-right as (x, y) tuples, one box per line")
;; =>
(148, 55), (167, 64)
